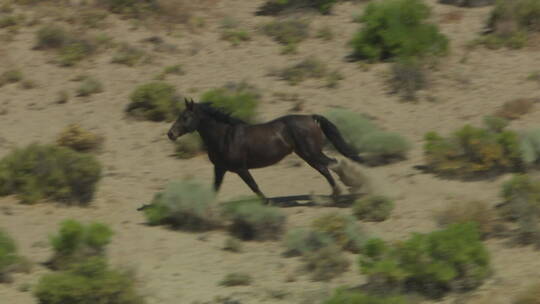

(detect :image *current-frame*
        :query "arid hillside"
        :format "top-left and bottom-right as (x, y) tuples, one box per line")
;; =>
(1, 0), (540, 303)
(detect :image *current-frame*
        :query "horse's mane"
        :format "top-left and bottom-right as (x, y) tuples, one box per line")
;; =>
(197, 102), (247, 125)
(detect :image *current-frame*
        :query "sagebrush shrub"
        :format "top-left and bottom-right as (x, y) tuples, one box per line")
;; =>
(200, 82), (260, 122)
(498, 174), (540, 245)
(223, 197), (286, 240)
(96, 0), (158, 17)
(520, 128), (540, 166)
(359, 223), (491, 297)
(323, 288), (409, 304)
(304, 243), (350, 281)
(261, 19), (310, 46)
(482, 0), (540, 49)
(283, 228), (334, 256)
(350, 0), (448, 61)
(279, 57), (327, 85)
(35, 25), (68, 49)
(311, 212), (366, 252)
(324, 109), (410, 163)
(494, 98), (535, 120)
(126, 82), (182, 122)
(0, 144), (102, 204)
(436, 201), (498, 239)
(0, 229), (18, 283)
(142, 180), (220, 231)
(76, 77), (103, 96)
(353, 195), (394, 222)
(35, 25), (95, 66)
(56, 124), (104, 152)
(423, 125), (522, 177)
(49, 219), (113, 269)
(34, 257), (145, 304)
(112, 43), (147, 66)
(388, 58), (427, 101)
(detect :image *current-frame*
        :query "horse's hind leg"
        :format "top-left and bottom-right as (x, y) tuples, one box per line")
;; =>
(235, 169), (269, 204)
(302, 155), (341, 197)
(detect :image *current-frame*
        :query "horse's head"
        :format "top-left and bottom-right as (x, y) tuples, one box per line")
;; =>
(167, 98), (200, 141)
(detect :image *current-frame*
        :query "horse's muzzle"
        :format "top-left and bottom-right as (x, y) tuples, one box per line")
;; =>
(167, 130), (177, 141)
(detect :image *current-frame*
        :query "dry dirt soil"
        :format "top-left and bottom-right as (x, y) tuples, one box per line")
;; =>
(1, 0), (540, 303)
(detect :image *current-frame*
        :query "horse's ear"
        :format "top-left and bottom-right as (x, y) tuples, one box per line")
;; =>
(184, 98), (192, 111)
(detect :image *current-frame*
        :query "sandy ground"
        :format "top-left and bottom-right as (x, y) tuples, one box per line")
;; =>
(1, 0), (540, 303)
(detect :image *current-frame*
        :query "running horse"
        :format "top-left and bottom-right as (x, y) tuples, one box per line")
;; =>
(167, 99), (363, 203)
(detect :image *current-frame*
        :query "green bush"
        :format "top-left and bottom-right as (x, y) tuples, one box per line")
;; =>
(283, 228), (334, 256)
(424, 124), (522, 177)
(49, 220), (113, 270)
(498, 174), (540, 245)
(359, 223), (491, 297)
(34, 257), (145, 304)
(222, 197), (286, 240)
(174, 133), (204, 159)
(304, 243), (350, 281)
(0, 229), (18, 282)
(221, 29), (251, 46)
(481, 0), (540, 49)
(35, 25), (95, 66)
(258, 0), (338, 15)
(142, 180), (220, 231)
(323, 288), (409, 304)
(279, 57), (327, 85)
(350, 0), (448, 61)
(353, 195), (394, 222)
(311, 212), (366, 252)
(0, 144), (102, 204)
(200, 82), (260, 122)
(324, 109), (410, 164)
(219, 272), (252, 286)
(126, 82), (182, 122)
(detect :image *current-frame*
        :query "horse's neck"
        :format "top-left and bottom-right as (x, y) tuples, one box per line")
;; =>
(197, 117), (231, 149)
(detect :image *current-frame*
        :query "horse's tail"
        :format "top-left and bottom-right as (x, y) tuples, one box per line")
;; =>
(312, 115), (364, 163)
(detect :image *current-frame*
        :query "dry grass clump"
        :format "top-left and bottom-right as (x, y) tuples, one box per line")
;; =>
(494, 98), (536, 120)
(56, 124), (104, 153)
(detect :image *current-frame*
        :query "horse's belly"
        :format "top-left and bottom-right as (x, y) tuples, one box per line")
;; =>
(245, 141), (293, 169)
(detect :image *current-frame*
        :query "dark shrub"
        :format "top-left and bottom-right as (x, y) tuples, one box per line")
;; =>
(388, 58), (427, 101)
(219, 272), (252, 286)
(439, 0), (494, 7)
(126, 82), (182, 122)
(35, 25), (68, 49)
(258, 0), (338, 15)
(261, 18), (310, 47)
(279, 57), (327, 85)
(0, 144), (102, 204)
(222, 197), (286, 241)
(200, 82), (260, 122)
(49, 220), (113, 270)
(142, 180), (220, 231)
(359, 223), (491, 297)
(283, 228), (334, 257)
(34, 257), (145, 304)
(350, 0), (448, 61)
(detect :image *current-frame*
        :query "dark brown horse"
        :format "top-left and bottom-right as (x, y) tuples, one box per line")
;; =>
(167, 99), (363, 203)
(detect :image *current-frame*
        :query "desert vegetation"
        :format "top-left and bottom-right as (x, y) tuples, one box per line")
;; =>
(2, 0), (540, 303)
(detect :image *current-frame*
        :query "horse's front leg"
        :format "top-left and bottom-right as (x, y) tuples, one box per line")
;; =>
(214, 166), (227, 192)
(235, 169), (270, 204)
